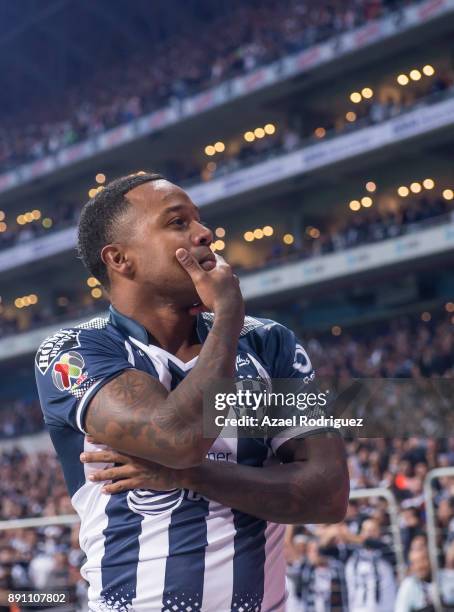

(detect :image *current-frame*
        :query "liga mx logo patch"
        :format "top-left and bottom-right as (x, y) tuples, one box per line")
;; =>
(52, 351), (87, 391)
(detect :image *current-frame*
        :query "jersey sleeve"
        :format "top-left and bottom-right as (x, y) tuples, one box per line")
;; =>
(262, 322), (339, 453)
(35, 327), (133, 434)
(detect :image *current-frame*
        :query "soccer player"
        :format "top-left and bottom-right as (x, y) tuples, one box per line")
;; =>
(35, 172), (349, 612)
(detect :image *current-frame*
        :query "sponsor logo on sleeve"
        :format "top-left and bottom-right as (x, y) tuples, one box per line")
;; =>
(35, 330), (81, 375)
(52, 351), (87, 391)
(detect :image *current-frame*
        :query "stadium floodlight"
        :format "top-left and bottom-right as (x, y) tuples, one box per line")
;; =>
(410, 182), (422, 194)
(409, 69), (422, 81)
(422, 64), (435, 76)
(397, 74), (409, 86)
(350, 92), (362, 103)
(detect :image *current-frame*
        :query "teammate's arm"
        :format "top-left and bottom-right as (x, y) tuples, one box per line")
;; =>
(84, 250), (244, 470)
(83, 431), (349, 523)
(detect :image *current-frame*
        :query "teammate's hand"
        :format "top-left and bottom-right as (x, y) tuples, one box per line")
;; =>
(176, 249), (244, 324)
(80, 449), (181, 494)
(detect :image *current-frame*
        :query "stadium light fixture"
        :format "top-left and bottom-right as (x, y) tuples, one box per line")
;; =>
(262, 226), (274, 236)
(409, 69), (422, 81)
(445, 302), (454, 313)
(214, 240), (225, 251)
(443, 189), (454, 201)
(215, 227), (225, 238)
(349, 200), (361, 211)
(204, 145), (216, 156)
(96, 173), (106, 184)
(254, 127), (265, 139)
(362, 87), (373, 99)
(366, 181), (376, 193)
(244, 231), (254, 242)
(398, 186), (409, 197)
(410, 182), (422, 194)
(346, 111), (356, 122)
(350, 92), (362, 103)
(361, 197), (373, 208)
(397, 74), (409, 86)
(17, 215), (26, 225)
(42, 218), (53, 228)
(423, 178), (435, 190)
(283, 233), (294, 245)
(244, 131), (255, 142)
(264, 124), (276, 135)
(254, 228), (264, 239)
(214, 141), (225, 153)
(422, 65), (435, 76)
(88, 188), (98, 198)
(91, 288), (103, 299)
(309, 228), (320, 238)
(314, 127), (326, 138)
(0, 222), (6, 233)
(0, 211), (5, 221)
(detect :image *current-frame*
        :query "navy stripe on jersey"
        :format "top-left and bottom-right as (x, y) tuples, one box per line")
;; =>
(161, 491), (210, 612)
(100, 493), (144, 611)
(231, 438), (269, 612)
(48, 426), (85, 497)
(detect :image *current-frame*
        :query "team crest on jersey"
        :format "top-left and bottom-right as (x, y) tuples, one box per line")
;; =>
(52, 351), (88, 392)
(235, 354), (250, 368)
(36, 329), (81, 375)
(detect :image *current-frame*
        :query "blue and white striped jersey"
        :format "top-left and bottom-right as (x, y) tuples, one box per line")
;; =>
(35, 306), (328, 612)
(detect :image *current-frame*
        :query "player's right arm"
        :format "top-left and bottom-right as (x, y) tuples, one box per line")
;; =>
(84, 250), (244, 469)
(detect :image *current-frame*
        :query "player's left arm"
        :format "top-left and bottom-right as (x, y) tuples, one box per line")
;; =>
(81, 430), (349, 524)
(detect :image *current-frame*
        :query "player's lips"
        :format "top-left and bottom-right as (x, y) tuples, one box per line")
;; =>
(198, 252), (216, 271)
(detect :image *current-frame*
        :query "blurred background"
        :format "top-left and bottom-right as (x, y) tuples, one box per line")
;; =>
(0, 0), (454, 610)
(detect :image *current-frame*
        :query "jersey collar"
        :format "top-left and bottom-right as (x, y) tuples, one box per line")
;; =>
(108, 305), (209, 345)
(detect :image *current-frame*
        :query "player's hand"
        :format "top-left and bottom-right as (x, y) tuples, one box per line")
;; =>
(176, 249), (244, 324)
(80, 449), (181, 494)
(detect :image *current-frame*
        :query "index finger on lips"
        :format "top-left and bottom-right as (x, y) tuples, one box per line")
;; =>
(175, 248), (205, 279)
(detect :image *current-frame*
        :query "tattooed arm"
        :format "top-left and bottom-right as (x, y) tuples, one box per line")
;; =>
(84, 251), (244, 469)
(83, 432), (349, 523)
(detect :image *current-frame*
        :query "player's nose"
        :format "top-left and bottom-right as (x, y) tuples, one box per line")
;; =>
(191, 220), (213, 247)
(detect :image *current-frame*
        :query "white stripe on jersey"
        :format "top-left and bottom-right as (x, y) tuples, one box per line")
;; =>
(201, 439), (237, 610)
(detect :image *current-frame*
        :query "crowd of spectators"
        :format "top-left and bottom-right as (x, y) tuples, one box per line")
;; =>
(0, 191), (452, 342)
(236, 193), (454, 275)
(0, 0), (419, 175)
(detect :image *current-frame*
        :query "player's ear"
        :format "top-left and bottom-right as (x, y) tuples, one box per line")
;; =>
(101, 244), (134, 279)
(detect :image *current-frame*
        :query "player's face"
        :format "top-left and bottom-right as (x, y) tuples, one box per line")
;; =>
(123, 179), (214, 305)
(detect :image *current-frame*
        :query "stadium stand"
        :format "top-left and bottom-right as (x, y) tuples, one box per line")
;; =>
(1, 0), (454, 610)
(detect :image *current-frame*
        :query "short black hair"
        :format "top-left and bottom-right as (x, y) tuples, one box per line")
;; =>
(77, 172), (163, 288)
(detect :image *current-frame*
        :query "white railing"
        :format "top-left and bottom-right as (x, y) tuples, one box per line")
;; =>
(350, 486), (406, 582)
